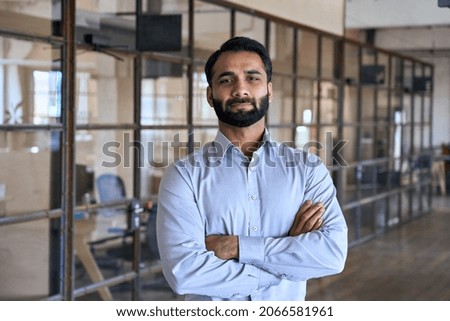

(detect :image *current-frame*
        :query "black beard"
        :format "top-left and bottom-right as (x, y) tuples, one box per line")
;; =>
(212, 94), (269, 127)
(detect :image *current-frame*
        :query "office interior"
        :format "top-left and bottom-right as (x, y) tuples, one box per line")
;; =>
(0, 0), (449, 301)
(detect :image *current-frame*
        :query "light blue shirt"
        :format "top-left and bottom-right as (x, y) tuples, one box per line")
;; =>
(156, 129), (348, 301)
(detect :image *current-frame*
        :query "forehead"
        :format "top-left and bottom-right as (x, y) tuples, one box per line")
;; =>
(212, 51), (266, 78)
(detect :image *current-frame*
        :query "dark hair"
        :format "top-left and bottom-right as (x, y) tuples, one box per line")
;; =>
(204, 36), (272, 86)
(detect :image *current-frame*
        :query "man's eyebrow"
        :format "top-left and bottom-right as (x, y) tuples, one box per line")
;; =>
(216, 71), (235, 79)
(216, 70), (263, 79)
(246, 70), (263, 76)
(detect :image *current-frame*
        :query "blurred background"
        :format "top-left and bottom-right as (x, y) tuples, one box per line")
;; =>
(0, 0), (449, 301)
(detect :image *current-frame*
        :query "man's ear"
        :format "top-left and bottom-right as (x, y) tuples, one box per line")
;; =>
(206, 86), (214, 107)
(268, 82), (273, 103)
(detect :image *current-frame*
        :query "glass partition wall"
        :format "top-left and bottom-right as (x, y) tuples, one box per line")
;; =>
(0, 0), (433, 300)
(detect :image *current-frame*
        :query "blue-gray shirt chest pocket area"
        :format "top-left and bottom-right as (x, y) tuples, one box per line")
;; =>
(200, 192), (249, 236)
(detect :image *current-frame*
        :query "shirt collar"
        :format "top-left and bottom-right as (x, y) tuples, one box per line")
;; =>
(212, 128), (273, 160)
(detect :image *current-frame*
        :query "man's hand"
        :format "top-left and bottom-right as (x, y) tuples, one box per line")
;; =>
(205, 235), (239, 260)
(289, 200), (324, 236)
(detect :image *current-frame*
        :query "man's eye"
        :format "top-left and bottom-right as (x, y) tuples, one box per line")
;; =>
(248, 76), (260, 81)
(219, 78), (232, 84)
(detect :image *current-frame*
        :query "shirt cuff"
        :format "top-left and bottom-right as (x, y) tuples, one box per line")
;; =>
(238, 235), (265, 264)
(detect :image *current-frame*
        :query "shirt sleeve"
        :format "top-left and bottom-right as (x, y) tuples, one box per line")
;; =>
(238, 156), (348, 282)
(156, 162), (281, 299)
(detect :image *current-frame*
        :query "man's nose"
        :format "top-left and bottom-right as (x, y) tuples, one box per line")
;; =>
(231, 78), (249, 97)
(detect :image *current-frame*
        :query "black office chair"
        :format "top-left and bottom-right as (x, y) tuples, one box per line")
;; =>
(94, 174), (172, 296)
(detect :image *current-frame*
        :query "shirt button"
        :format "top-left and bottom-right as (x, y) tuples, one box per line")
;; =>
(254, 290), (258, 294)
(252, 226), (258, 231)
(251, 195), (257, 200)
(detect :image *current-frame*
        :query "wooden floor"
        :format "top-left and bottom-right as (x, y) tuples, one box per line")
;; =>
(306, 195), (450, 301)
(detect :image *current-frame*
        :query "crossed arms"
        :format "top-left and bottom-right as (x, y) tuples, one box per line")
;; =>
(205, 200), (325, 260)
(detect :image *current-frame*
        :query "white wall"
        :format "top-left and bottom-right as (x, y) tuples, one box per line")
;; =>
(346, 0), (450, 29)
(226, 0), (345, 36)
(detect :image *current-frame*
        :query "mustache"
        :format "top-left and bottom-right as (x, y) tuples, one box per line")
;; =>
(225, 97), (256, 107)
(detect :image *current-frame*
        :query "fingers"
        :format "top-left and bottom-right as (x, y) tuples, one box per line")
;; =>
(289, 200), (325, 236)
(290, 200), (313, 232)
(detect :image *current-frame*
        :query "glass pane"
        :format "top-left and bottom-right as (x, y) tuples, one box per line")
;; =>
(414, 125), (423, 150)
(343, 207), (358, 244)
(361, 87), (375, 122)
(342, 126), (357, 165)
(423, 96), (431, 124)
(360, 203), (376, 239)
(297, 31), (318, 78)
(76, 130), (133, 195)
(403, 124), (412, 156)
(193, 66), (216, 126)
(343, 167), (359, 203)
(375, 162), (390, 191)
(269, 75), (293, 125)
(140, 129), (190, 199)
(0, 131), (53, 215)
(403, 60), (414, 93)
(235, 12), (265, 44)
(343, 86), (358, 125)
(75, 50), (134, 124)
(74, 129), (136, 296)
(321, 37), (336, 80)
(318, 125), (338, 163)
(296, 79), (316, 124)
(400, 189), (411, 221)
(271, 23), (293, 75)
(377, 89), (389, 123)
(344, 43), (359, 85)
(319, 81), (338, 124)
(403, 92), (412, 124)
(361, 126), (374, 160)
(295, 125), (316, 150)
(0, 222), (50, 299)
(378, 53), (389, 89)
(0, 38), (61, 125)
(391, 57), (403, 90)
(422, 125), (430, 149)
(374, 198), (387, 232)
(413, 95), (423, 125)
(141, 61), (188, 126)
(375, 126), (389, 158)
(388, 193), (400, 227)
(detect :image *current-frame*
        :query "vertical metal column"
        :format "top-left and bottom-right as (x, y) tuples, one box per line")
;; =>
(61, 0), (76, 301)
(132, 0), (144, 301)
(385, 55), (393, 228)
(230, 9), (236, 38)
(428, 65), (434, 208)
(315, 35), (322, 144)
(335, 40), (345, 205)
(291, 29), (298, 143)
(187, 0), (195, 153)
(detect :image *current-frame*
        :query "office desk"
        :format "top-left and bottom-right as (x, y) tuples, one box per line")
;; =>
(74, 213), (118, 301)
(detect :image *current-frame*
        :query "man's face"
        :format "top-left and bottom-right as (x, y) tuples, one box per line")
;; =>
(207, 51), (273, 128)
